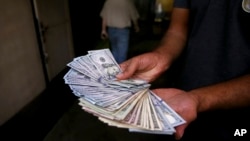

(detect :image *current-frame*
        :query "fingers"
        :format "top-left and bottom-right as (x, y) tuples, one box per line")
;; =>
(116, 58), (139, 80)
(101, 33), (108, 40)
(101, 30), (108, 40)
(116, 53), (164, 82)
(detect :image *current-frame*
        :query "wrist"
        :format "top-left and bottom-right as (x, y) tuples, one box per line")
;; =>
(149, 50), (171, 74)
(188, 89), (211, 113)
(153, 48), (174, 70)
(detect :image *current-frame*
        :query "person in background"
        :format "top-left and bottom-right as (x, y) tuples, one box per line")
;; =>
(117, 0), (250, 140)
(100, 0), (140, 63)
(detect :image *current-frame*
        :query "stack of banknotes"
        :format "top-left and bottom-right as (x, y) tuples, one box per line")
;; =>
(63, 48), (186, 135)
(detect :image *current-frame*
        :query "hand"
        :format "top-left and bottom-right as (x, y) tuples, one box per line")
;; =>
(116, 52), (170, 82)
(101, 31), (108, 40)
(152, 88), (198, 140)
(134, 25), (140, 33)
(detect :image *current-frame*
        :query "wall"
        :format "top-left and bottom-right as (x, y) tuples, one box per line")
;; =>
(0, 0), (74, 126)
(0, 0), (46, 125)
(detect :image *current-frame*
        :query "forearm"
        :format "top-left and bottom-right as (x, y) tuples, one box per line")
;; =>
(153, 8), (189, 68)
(132, 19), (138, 27)
(189, 74), (250, 112)
(154, 29), (187, 66)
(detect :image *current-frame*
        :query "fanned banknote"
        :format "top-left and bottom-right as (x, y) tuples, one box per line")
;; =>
(63, 48), (186, 135)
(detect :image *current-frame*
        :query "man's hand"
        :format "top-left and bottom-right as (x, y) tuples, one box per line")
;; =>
(116, 52), (170, 82)
(134, 25), (140, 33)
(153, 88), (199, 140)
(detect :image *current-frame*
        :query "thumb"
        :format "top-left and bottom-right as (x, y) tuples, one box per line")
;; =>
(116, 59), (138, 80)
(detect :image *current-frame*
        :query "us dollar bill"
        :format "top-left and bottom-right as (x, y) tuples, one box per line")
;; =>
(64, 48), (186, 135)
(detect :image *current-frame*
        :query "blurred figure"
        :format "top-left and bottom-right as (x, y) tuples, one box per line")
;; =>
(100, 0), (140, 63)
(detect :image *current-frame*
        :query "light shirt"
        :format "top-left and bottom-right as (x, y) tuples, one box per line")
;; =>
(100, 0), (139, 28)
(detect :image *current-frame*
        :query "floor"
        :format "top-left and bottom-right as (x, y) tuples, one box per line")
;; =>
(0, 68), (76, 141)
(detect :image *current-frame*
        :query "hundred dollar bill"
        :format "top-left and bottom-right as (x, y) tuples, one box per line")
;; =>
(112, 89), (147, 120)
(150, 91), (186, 127)
(87, 49), (121, 80)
